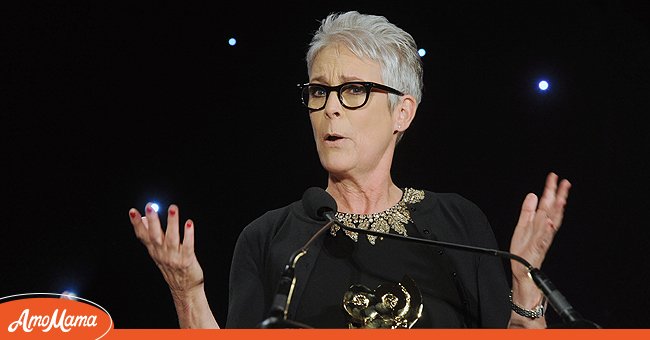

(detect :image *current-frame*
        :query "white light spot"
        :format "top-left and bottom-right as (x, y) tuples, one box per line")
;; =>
(151, 203), (160, 213)
(538, 80), (549, 91)
(418, 48), (426, 57)
(228, 38), (237, 46)
(61, 290), (78, 300)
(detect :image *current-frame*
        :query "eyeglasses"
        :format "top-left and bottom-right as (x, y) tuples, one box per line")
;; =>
(297, 81), (404, 111)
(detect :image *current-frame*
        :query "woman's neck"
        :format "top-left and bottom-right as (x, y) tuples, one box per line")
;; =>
(326, 178), (402, 215)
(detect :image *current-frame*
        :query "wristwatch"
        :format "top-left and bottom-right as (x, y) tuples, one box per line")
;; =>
(509, 290), (546, 319)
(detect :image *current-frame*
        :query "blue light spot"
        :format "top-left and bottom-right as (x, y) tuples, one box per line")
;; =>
(418, 48), (426, 57)
(151, 203), (160, 213)
(228, 38), (237, 46)
(538, 80), (549, 91)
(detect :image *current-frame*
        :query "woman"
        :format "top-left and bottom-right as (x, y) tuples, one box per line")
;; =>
(129, 11), (570, 329)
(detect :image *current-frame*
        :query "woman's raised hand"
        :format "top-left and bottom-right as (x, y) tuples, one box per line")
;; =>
(509, 172), (571, 273)
(128, 203), (205, 296)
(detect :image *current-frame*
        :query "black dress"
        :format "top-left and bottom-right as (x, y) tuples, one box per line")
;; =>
(225, 189), (511, 328)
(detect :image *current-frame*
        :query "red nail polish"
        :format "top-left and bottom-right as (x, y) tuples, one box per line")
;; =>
(146, 206), (152, 213)
(169, 209), (176, 216)
(129, 211), (136, 218)
(186, 221), (193, 228)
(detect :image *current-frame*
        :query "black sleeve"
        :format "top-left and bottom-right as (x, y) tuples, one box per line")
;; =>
(475, 213), (511, 328)
(225, 203), (305, 328)
(434, 193), (511, 328)
(225, 224), (267, 328)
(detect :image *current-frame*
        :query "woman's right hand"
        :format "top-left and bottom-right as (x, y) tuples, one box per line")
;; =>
(129, 203), (219, 328)
(128, 203), (205, 297)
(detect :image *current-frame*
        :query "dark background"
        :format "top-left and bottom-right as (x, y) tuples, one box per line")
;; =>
(4, 0), (649, 329)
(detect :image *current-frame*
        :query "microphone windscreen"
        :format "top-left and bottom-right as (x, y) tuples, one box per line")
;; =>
(301, 187), (337, 221)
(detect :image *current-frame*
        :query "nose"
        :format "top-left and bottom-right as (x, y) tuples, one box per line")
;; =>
(322, 89), (342, 119)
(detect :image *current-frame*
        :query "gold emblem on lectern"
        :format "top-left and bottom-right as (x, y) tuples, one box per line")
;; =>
(342, 275), (423, 328)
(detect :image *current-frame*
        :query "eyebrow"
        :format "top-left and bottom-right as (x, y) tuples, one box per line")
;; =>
(309, 75), (367, 84)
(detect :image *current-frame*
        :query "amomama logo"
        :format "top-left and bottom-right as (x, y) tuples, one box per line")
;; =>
(0, 293), (113, 339)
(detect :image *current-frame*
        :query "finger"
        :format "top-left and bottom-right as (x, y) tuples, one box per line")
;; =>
(556, 179), (571, 206)
(145, 202), (164, 245)
(141, 216), (149, 229)
(182, 219), (195, 255)
(538, 172), (559, 211)
(129, 208), (149, 243)
(549, 178), (572, 228)
(165, 204), (180, 248)
(533, 205), (555, 235)
(528, 207), (557, 267)
(515, 193), (538, 229)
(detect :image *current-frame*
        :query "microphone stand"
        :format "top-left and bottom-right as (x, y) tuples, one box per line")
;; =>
(325, 213), (600, 329)
(258, 221), (336, 329)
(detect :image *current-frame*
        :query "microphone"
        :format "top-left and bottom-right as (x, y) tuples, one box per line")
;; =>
(308, 187), (599, 328)
(258, 187), (337, 328)
(302, 186), (337, 221)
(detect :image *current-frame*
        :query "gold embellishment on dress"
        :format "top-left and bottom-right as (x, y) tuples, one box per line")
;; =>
(343, 275), (423, 329)
(331, 188), (425, 245)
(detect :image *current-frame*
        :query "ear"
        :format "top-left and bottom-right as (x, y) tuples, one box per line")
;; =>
(393, 95), (417, 133)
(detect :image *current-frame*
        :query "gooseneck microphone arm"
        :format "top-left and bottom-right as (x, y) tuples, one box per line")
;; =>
(265, 220), (334, 321)
(323, 211), (599, 328)
(258, 220), (335, 328)
(323, 211), (533, 267)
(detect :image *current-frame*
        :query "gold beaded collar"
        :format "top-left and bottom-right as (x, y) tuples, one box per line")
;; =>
(331, 188), (425, 245)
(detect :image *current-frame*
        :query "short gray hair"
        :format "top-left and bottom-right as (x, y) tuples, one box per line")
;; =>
(306, 11), (424, 110)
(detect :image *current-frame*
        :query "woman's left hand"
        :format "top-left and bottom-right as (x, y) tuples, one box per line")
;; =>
(507, 172), (571, 328)
(510, 172), (571, 278)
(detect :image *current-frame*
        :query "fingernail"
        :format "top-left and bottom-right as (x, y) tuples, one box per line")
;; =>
(146, 205), (152, 213)
(169, 208), (176, 216)
(129, 211), (136, 218)
(186, 221), (193, 228)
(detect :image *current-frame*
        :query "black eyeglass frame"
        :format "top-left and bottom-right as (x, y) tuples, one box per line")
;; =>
(297, 81), (405, 111)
